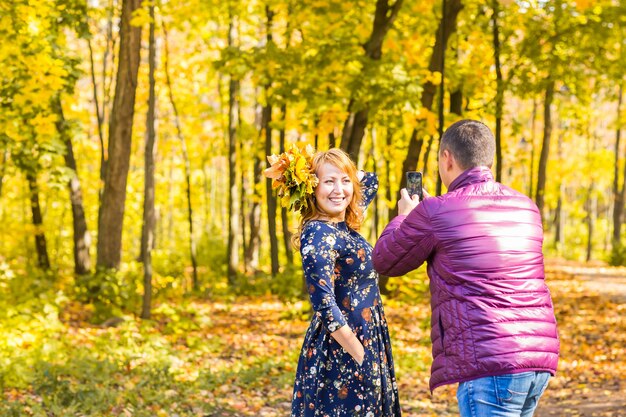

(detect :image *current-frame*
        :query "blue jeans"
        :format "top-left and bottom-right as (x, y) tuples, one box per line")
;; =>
(456, 371), (551, 417)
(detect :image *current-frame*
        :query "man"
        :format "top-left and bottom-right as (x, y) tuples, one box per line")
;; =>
(373, 120), (559, 416)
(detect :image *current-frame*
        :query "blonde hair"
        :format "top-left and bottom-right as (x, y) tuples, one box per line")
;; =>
(292, 148), (363, 249)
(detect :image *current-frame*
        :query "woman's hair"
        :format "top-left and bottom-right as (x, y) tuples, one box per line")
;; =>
(292, 148), (363, 249)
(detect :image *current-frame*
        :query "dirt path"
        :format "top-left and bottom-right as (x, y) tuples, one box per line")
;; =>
(535, 260), (626, 417)
(553, 262), (626, 303)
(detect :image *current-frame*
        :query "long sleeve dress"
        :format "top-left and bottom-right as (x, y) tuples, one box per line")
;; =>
(291, 172), (401, 417)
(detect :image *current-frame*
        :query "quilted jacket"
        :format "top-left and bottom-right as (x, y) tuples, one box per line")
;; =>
(373, 166), (559, 391)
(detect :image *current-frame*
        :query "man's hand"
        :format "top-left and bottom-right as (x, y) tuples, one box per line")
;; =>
(398, 187), (430, 215)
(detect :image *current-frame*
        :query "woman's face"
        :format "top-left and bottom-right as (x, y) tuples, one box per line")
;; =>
(314, 162), (354, 221)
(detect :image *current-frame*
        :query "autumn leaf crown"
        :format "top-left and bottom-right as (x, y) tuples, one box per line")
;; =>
(263, 144), (319, 213)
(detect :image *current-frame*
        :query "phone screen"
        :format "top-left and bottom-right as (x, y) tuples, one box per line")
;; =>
(406, 171), (423, 200)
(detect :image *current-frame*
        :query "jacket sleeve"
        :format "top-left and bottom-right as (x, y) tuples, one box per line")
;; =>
(300, 223), (347, 333)
(373, 202), (436, 276)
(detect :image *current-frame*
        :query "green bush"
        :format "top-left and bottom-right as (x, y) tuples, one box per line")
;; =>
(609, 243), (626, 266)
(269, 264), (307, 301)
(196, 229), (228, 279)
(74, 267), (141, 323)
(151, 248), (188, 281)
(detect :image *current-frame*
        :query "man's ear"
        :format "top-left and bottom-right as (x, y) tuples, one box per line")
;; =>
(442, 149), (453, 170)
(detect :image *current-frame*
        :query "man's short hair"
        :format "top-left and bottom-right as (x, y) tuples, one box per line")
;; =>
(440, 120), (495, 170)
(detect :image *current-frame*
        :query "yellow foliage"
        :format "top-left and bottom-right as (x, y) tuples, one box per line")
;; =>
(30, 113), (59, 138)
(317, 106), (349, 136)
(130, 7), (151, 27)
(425, 71), (442, 86)
(574, 0), (593, 10)
(415, 107), (438, 136)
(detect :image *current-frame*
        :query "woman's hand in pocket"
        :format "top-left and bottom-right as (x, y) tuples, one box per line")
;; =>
(329, 324), (366, 366)
(353, 343), (365, 366)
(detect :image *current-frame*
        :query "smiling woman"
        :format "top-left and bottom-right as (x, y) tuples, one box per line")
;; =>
(270, 147), (403, 417)
(290, 149), (365, 247)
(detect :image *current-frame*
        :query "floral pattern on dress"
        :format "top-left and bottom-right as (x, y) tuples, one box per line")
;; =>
(291, 173), (401, 417)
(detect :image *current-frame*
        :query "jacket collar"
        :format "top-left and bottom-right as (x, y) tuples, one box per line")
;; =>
(447, 166), (494, 192)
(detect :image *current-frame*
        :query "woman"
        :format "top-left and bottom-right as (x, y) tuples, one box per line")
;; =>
(266, 147), (401, 417)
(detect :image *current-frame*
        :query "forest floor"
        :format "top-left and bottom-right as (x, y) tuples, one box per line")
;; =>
(2, 259), (625, 416)
(207, 259), (626, 417)
(534, 260), (626, 417)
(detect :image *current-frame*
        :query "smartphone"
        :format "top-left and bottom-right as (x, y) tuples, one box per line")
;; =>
(406, 171), (423, 201)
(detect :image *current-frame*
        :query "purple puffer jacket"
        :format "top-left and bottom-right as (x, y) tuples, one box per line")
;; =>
(373, 167), (559, 392)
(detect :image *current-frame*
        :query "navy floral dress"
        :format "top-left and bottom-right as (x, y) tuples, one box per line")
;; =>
(291, 173), (401, 417)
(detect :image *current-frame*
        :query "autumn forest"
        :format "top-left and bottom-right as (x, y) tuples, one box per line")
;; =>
(1, 0), (625, 416)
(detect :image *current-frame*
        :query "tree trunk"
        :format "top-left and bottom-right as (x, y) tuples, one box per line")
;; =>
(227, 19), (241, 284)
(369, 130), (379, 242)
(379, 129), (394, 295)
(341, 100), (370, 163)
(492, 0), (504, 182)
(279, 103), (293, 265)
(264, 6), (279, 277)
(141, 3), (156, 319)
(280, 210), (292, 263)
(87, 37), (107, 221)
(202, 157), (210, 232)
(449, 89), (463, 115)
(434, 2), (448, 195)
(246, 157), (262, 271)
(102, 0), (116, 120)
(27, 172), (50, 270)
(96, 0), (143, 269)
(163, 20), (199, 289)
(239, 152), (248, 274)
(245, 95), (263, 271)
(553, 193), (562, 249)
(53, 96), (91, 275)
(0, 149), (6, 198)
(535, 79), (555, 220)
(399, 0), (463, 197)
(612, 85), (624, 245)
(422, 132), (435, 181)
(265, 100), (279, 276)
(90, 0), (115, 227)
(340, 0), (404, 164)
(384, 129), (393, 223)
(329, 131), (336, 148)
(586, 183), (595, 262)
(552, 128), (564, 249)
(166, 156), (175, 248)
(529, 98), (537, 197)
(605, 203), (612, 253)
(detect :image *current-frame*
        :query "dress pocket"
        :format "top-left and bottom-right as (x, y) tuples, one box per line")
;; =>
(343, 349), (369, 386)
(349, 353), (362, 367)
(358, 349), (382, 388)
